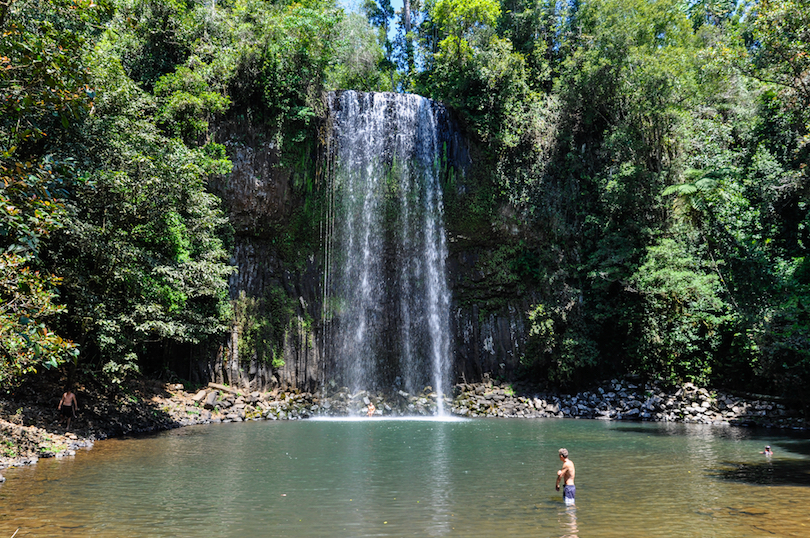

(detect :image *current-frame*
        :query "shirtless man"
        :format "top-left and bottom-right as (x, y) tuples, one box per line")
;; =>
(555, 448), (576, 505)
(58, 388), (78, 431)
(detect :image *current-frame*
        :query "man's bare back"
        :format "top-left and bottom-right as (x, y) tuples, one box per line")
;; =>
(555, 448), (576, 504)
(559, 457), (574, 485)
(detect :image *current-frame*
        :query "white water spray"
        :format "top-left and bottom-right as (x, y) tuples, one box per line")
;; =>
(324, 91), (452, 413)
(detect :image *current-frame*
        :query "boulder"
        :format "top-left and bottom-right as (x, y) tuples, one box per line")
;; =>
(203, 391), (218, 410)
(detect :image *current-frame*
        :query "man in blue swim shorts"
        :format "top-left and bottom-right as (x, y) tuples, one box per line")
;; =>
(555, 448), (576, 505)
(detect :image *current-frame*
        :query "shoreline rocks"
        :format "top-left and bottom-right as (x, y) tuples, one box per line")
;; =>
(1, 378), (805, 472)
(450, 379), (807, 429)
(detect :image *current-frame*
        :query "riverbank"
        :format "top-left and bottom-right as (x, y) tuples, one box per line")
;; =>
(1, 377), (805, 471)
(450, 378), (807, 429)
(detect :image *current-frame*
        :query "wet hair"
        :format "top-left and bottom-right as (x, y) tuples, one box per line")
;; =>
(559, 448), (569, 458)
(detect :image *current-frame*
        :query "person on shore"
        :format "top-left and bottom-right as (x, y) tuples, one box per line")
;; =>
(555, 448), (576, 505)
(760, 445), (773, 456)
(58, 388), (78, 431)
(367, 402), (376, 417)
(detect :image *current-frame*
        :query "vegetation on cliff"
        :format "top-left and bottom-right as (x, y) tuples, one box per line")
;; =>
(1, 0), (808, 402)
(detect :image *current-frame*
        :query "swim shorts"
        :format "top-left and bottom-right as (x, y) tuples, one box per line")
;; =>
(563, 485), (576, 505)
(60, 405), (75, 418)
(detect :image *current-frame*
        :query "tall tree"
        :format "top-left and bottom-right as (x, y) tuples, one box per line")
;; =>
(0, 0), (99, 385)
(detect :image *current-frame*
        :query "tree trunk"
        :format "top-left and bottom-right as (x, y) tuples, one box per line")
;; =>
(404, 0), (414, 75)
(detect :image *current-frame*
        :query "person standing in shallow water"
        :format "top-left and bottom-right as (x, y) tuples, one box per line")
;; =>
(556, 448), (576, 505)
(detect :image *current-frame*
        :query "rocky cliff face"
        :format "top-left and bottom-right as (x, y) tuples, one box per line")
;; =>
(205, 94), (533, 393)
(210, 118), (297, 232)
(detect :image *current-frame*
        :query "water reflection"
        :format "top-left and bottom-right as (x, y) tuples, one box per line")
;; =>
(777, 438), (810, 457)
(427, 422), (451, 536)
(709, 459), (810, 486)
(557, 505), (578, 538)
(613, 423), (773, 443)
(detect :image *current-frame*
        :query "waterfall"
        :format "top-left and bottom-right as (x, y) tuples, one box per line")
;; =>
(324, 91), (452, 412)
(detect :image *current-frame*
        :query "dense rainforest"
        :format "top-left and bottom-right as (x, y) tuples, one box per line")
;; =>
(1, 0), (808, 401)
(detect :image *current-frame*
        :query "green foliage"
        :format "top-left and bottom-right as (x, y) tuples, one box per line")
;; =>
(154, 65), (231, 146)
(631, 236), (733, 385)
(101, 352), (140, 386)
(523, 303), (554, 369)
(327, 12), (391, 91)
(112, 0), (195, 91)
(748, 0), (810, 107)
(429, 0), (503, 102)
(233, 288), (298, 369)
(4, 0), (810, 395)
(522, 300), (599, 388)
(0, 0), (97, 154)
(227, 0), (340, 148)
(0, 159), (80, 382)
(756, 260), (810, 398)
(49, 47), (235, 371)
(0, 252), (79, 385)
(433, 0), (501, 50)
(0, 0), (95, 385)
(360, 0), (396, 85)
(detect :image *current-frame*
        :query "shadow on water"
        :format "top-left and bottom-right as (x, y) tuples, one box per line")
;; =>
(776, 438), (810, 457)
(613, 424), (810, 444)
(709, 459), (810, 487)
(611, 424), (757, 442)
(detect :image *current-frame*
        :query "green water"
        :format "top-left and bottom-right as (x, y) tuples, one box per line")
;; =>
(1, 417), (809, 537)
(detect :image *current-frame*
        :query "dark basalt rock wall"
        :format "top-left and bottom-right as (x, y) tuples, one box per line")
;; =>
(203, 93), (531, 392)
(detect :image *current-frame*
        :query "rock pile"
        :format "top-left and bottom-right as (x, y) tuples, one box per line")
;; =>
(178, 383), (443, 422)
(450, 379), (806, 429)
(0, 419), (94, 468)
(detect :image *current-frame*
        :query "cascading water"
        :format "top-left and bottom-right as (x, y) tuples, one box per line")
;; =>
(323, 91), (452, 413)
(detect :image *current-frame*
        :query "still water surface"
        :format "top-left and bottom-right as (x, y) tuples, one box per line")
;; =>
(1, 417), (809, 537)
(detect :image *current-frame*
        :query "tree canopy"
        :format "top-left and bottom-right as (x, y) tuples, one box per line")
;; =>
(1, 0), (809, 398)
